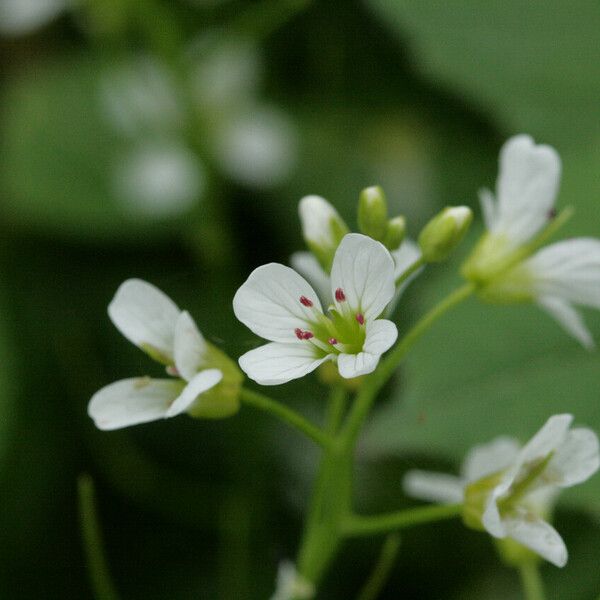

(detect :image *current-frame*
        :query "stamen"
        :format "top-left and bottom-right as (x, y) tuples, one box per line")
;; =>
(295, 327), (314, 340)
(335, 288), (346, 302)
(166, 366), (179, 376)
(547, 208), (557, 220)
(300, 295), (313, 307)
(328, 338), (338, 345)
(356, 313), (365, 325)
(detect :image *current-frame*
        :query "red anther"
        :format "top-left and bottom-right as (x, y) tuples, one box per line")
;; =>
(335, 288), (346, 302)
(295, 328), (304, 340)
(299, 295), (313, 307)
(356, 313), (365, 325)
(328, 338), (338, 345)
(302, 331), (314, 340)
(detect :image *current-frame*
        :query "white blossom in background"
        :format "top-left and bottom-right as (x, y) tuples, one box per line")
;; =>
(88, 279), (224, 429)
(234, 233), (398, 384)
(112, 142), (206, 219)
(0, 0), (67, 35)
(404, 414), (600, 567)
(463, 134), (600, 348)
(270, 561), (315, 600)
(213, 105), (297, 188)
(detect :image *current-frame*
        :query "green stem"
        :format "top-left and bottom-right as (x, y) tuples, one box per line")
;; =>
(78, 474), (120, 600)
(394, 256), (425, 288)
(356, 534), (401, 600)
(342, 504), (462, 537)
(518, 561), (546, 600)
(239, 388), (333, 448)
(340, 282), (475, 449)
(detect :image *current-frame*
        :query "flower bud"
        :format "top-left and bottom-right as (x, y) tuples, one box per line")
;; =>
(382, 215), (406, 250)
(418, 206), (473, 262)
(187, 344), (243, 419)
(358, 185), (388, 241)
(299, 195), (349, 272)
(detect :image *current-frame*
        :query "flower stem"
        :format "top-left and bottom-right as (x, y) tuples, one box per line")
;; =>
(342, 504), (462, 537)
(518, 561), (546, 600)
(78, 474), (120, 600)
(239, 388), (333, 448)
(394, 256), (425, 287)
(340, 282), (475, 450)
(356, 534), (401, 600)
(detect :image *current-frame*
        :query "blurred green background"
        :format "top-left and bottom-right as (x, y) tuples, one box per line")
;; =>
(1, 1), (600, 598)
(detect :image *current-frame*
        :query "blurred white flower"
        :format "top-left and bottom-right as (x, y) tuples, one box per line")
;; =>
(214, 106), (297, 188)
(404, 414), (600, 567)
(270, 561), (315, 600)
(112, 142), (206, 219)
(464, 134), (600, 348)
(0, 0), (67, 35)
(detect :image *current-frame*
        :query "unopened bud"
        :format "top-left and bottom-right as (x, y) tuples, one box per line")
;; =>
(299, 195), (349, 272)
(382, 215), (406, 250)
(358, 185), (388, 241)
(418, 206), (473, 262)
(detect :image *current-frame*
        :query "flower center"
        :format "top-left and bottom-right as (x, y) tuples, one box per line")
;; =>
(294, 290), (366, 355)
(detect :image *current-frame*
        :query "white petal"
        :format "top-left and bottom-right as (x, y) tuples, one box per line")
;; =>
(516, 414), (573, 474)
(330, 233), (395, 320)
(298, 195), (342, 247)
(363, 319), (398, 355)
(543, 428), (600, 488)
(503, 510), (568, 567)
(165, 369), (223, 417)
(537, 297), (594, 349)
(337, 352), (380, 379)
(239, 342), (332, 385)
(403, 470), (465, 504)
(88, 378), (182, 430)
(494, 134), (561, 245)
(290, 251), (333, 306)
(108, 279), (180, 362)
(173, 311), (207, 381)
(478, 188), (497, 230)
(233, 264), (323, 343)
(462, 436), (521, 482)
(526, 239), (600, 309)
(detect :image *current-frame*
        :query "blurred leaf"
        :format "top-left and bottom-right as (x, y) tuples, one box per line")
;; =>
(0, 57), (201, 243)
(365, 0), (600, 149)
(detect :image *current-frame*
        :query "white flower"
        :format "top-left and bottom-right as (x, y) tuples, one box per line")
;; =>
(463, 134), (600, 348)
(270, 561), (315, 600)
(234, 233), (398, 384)
(89, 279), (225, 430)
(404, 414), (600, 567)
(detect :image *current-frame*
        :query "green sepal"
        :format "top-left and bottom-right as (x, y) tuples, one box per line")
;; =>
(494, 538), (540, 568)
(140, 343), (173, 367)
(187, 343), (244, 419)
(462, 471), (505, 531)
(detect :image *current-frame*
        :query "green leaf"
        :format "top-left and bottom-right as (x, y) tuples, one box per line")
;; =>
(365, 0), (600, 149)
